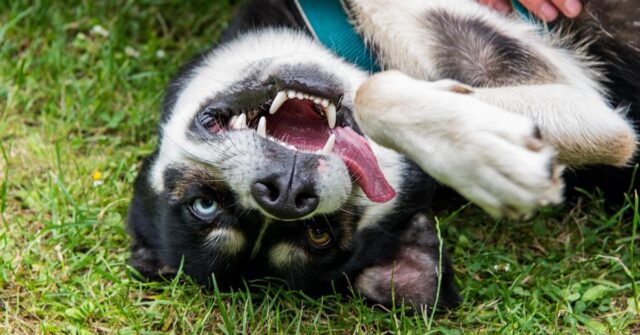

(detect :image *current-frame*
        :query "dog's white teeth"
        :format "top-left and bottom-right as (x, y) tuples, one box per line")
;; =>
(257, 116), (267, 137)
(273, 90), (336, 126)
(317, 134), (336, 155)
(324, 103), (337, 129)
(229, 115), (238, 127)
(270, 91), (288, 115)
(232, 113), (247, 130)
(283, 143), (297, 151)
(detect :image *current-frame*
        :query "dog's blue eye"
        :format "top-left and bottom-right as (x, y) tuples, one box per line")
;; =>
(191, 198), (218, 218)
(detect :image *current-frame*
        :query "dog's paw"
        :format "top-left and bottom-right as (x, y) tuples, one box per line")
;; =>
(449, 113), (564, 219)
(355, 71), (563, 219)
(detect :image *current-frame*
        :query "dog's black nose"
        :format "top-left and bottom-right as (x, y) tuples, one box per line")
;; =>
(251, 174), (319, 220)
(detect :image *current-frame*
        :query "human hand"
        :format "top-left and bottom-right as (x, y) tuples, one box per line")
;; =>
(478, 0), (582, 22)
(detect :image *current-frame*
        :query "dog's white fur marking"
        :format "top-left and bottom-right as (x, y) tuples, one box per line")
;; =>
(269, 242), (307, 269)
(356, 71), (563, 218)
(314, 157), (352, 214)
(205, 228), (246, 255)
(354, 143), (404, 230)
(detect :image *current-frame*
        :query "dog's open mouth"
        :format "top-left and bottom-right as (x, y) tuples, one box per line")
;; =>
(200, 89), (396, 203)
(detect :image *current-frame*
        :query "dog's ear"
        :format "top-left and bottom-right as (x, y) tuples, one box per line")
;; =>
(126, 153), (176, 280)
(353, 214), (460, 309)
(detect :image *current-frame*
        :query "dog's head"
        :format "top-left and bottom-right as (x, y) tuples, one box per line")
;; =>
(127, 29), (458, 308)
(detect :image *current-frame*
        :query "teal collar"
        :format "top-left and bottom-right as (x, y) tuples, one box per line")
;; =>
(511, 0), (536, 22)
(511, 0), (551, 27)
(295, 0), (380, 73)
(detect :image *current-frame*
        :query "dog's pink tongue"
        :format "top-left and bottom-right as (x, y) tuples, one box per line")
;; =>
(266, 100), (396, 203)
(333, 127), (396, 203)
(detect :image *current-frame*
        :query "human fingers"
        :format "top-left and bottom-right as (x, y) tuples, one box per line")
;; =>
(549, 0), (582, 18)
(479, 0), (513, 14)
(518, 0), (559, 21)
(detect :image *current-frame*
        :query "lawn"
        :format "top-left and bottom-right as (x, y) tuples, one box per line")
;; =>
(0, 1), (638, 334)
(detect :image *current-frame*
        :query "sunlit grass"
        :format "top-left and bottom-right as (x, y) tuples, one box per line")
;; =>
(1, 1), (638, 333)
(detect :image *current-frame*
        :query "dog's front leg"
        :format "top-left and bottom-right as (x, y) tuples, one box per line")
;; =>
(470, 85), (637, 166)
(355, 71), (563, 219)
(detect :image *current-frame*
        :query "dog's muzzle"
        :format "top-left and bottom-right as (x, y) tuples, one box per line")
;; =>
(251, 152), (320, 220)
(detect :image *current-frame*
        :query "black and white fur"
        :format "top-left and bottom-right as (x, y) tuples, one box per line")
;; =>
(127, 0), (639, 309)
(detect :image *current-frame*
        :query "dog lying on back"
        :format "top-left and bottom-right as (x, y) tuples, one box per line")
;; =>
(126, 0), (639, 309)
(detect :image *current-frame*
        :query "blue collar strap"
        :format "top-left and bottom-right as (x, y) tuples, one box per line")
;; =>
(511, 0), (550, 26)
(511, 0), (536, 22)
(295, 0), (380, 73)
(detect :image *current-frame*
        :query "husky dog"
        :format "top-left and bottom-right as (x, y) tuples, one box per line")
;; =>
(126, 0), (639, 308)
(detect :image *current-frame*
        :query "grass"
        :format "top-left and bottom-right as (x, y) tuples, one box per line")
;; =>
(0, 0), (638, 333)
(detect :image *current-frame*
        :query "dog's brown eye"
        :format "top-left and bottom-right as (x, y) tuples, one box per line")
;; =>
(307, 226), (332, 248)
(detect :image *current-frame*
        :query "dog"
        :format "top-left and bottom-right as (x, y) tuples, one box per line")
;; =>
(126, 0), (639, 309)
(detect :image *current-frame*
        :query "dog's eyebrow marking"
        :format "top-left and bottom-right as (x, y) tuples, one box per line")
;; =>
(268, 242), (308, 269)
(250, 218), (271, 260)
(166, 166), (226, 200)
(204, 228), (246, 255)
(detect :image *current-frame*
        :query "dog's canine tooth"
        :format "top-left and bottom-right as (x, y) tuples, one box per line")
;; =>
(324, 103), (337, 128)
(317, 134), (336, 155)
(270, 91), (288, 115)
(240, 113), (248, 129)
(280, 142), (297, 151)
(257, 116), (267, 137)
(232, 113), (247, 130)
(321, 98), (329, 108)
(287, 90), (296, 99)
(229, 115), (239, 128)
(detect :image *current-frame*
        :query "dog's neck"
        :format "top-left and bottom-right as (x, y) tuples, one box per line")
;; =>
(294, 0), (379, 72)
